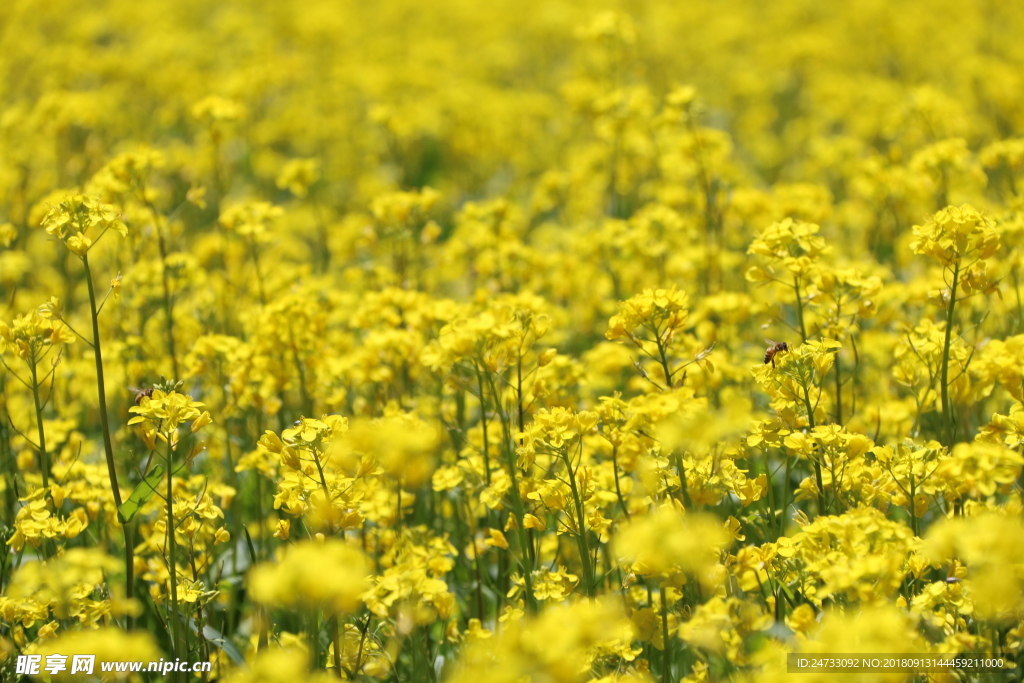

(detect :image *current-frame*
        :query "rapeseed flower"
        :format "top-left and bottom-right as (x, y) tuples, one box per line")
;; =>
(249, 539), (372, 615)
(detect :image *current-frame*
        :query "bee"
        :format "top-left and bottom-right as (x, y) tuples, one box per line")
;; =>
(129, 385), (154, 404)
(763, 341), (789, 368)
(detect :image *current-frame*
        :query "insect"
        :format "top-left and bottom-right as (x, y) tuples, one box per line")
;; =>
(763, 341), (789, 368)
(129, 385), (154, 404)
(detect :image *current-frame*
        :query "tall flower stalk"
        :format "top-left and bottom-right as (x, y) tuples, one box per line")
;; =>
(41, 195), (134, 597)
(910, 205), (1000, 450)
(0, 306), (75, 493)
(128, 386), (212, 662)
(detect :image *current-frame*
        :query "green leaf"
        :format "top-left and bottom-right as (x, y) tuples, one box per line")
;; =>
(243, 525), (258, 565)
(197, 621), (246, 666)
(117, 464), (164, 523)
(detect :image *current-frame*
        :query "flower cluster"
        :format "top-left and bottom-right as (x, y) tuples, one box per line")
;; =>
(39, 194), (126, 257)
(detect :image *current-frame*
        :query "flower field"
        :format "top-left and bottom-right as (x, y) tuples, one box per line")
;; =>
(4, 0), (1024, 681)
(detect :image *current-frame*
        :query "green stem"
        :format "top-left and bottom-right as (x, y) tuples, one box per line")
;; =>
(516, 355), (526, 445)
(396, 481), (402, 529)
(655, 331), (674, 389)
(834, 349), (842, 425)
(1012, 268), (1023, 335)
(472, 524), (486, 621)
(0, 378), (15, 524)
(351, 615), (370, 678)
(610, 444), (630, 520)
(793, 276), (808, 342)
(83, 255), (123, 506)
(515, 355), (536, 569)
(562, 444), (595, 597)
(482, 369), (536, 611)
(908, 474), (920, 538)
(249, 238), (268, 307)
(802, 386), (826, 516)
(675, 452), (693, 509)
(331, 615), (342, 677)
(660, 583), (672, 683)
(309, 608), (320, 672)
(83, 254), (133, 627)
(225, 417), (240, 577)
(28, 361), (49, 490)
(779, 455), (792, 536)
(475, 366), (491, 486)
(762, 448), (777, 538)
(165, 441), (181, 663)
(940, 260), (960, 449)
(311, 446), (334, 534)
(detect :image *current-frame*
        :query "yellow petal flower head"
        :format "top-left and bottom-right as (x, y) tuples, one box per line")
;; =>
(85, 147), (166, 204)
(615, 504), (730, 580)
(934, 441), (1024, 501)
(344, 412), (439, 487)
(248, 539), (372, 615)
(606, 285), (689, 343)
(223, 648), (338, 683)
(277, 157), (321, 198)
(525, 407), (599, 450)
(30, 628), (162, 681)
(219, 200), (282, 243)
(370, 186), (441, 242)
(796, 604), (928, 658)
(780, 507), (916, 605)
(5, 549), (129, 622)
(677, 596), (772, 663)
(746, 217), (830, 279)
(925, 512), (1024, 620)
(447, 599), (639, 683)
(128, 388), (210, 449)
(191, 94), (246, 124)
(39, 193), (126, 257)
(910, 204), (999, 269)
(0, 306), (75, 362)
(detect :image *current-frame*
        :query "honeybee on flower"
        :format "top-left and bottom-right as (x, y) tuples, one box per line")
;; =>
(129, 385), (155, 405)
(763, 340), (789, 368)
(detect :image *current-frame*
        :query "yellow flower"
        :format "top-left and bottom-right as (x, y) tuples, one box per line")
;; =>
(191, 94), (246, 123)
(606, 285), (689, 343)
(785, 603), (817, 633)
(925, 513), (1024, 620)
(793, 604), (929, 681)
(448, 600), (638, 683)
(485, 528), (509, 550)
(615, 505), (730, 580)
(219, 200), (283, 242)
(28, 628), (162, 681)
(345, 413), (438, 487)
(5, 549), (127, 623)
(934, 441), (1024, 500)
(277, 158), (321, 198)
(128, 389), (210, 449)
(775, 507), (916, 605)
(39, 193), (126, 257)
(6, 499), (90, 552)
(746, 217), (830, 278)
(910, 204), (999, 268)
(0, 308), (75, 361)
(249, 539), (372, 615)
(677, 596), (771, 664)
